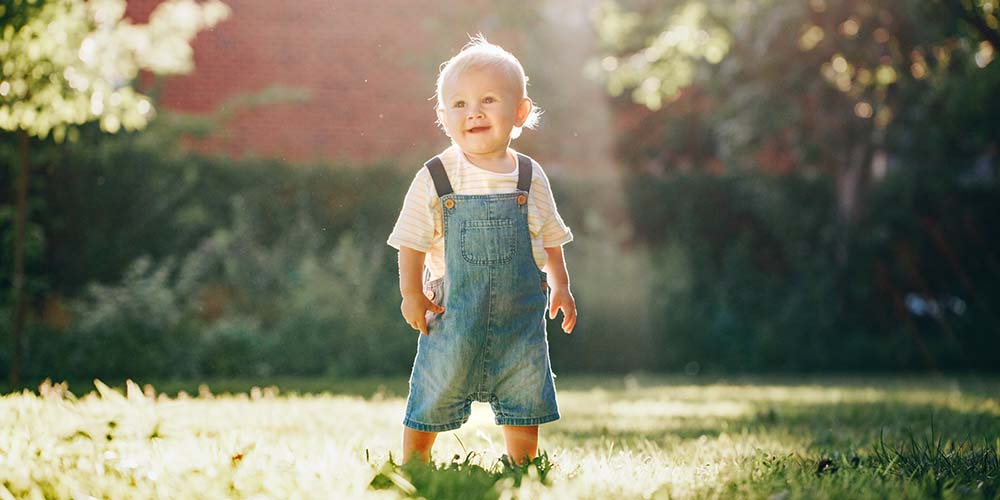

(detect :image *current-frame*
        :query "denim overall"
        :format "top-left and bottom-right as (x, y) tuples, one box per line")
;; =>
(402, 153), (560, 432)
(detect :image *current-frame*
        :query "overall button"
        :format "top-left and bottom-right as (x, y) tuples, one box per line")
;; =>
(516, 194), (527, 205)
(444, 199), (455, 209)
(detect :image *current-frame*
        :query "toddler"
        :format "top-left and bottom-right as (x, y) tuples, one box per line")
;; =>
(386, 35), (577, 465)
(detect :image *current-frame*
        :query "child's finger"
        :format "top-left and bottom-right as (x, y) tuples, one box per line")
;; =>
(429, 303), (446, 314)
(562, 306), (577, 334)
(549, 300), (559, 320)
(417, 316), (429, 335)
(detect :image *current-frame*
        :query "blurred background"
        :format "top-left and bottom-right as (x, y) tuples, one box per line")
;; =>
(1, 0), (998, 389)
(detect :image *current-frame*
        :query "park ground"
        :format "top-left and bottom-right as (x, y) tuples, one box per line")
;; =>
(1, 374), (998, 499)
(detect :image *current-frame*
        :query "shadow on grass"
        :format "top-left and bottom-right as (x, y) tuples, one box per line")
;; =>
(553, 400), (999, 498)
(554, 399), (1000, 448)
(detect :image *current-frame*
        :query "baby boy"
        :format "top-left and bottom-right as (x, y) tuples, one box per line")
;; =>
(387, 34), (577, 466)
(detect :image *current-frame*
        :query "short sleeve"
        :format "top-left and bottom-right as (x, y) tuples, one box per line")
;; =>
(529, 163), (574, 248)
(387, 169), (437, 252)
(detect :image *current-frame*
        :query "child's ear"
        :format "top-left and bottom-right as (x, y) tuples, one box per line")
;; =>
(435, 107), (450, 137)
(514, 97), (532, 127)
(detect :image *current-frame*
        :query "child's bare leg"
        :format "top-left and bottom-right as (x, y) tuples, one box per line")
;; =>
(402, 427), (437, 464)
(501, 425), (539, 465)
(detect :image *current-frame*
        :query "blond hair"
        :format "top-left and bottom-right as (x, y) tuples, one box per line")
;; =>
(434, 34), (541, 139)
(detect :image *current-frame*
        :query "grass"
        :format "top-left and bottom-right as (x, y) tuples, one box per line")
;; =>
(369, 451), (555, 499)
(1, 374), (998, 499)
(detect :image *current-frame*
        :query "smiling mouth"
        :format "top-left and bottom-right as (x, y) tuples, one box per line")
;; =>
(467, 126), (491, 133)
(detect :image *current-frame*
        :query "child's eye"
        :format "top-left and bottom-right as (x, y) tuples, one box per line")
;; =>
(453, 101), (465, 108)
(483, 96), (496, 104)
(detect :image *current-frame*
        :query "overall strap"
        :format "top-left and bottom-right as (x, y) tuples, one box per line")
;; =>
(426, 153), (532, 196)
(516, 153), (533, 192)
(424, 156), (453, 197)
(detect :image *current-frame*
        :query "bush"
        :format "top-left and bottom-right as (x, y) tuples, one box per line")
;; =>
(5, 124), (997, 381)
(623, 167), (1000, 373)
(268, 234), (406, 376)
(58, 256), (200, 380)
(197, 318), (269, 377)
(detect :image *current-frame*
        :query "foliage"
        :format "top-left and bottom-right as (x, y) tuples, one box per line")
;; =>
(35, 123), (406, 295)
(0, 121), (428, 380)
(0, 0), (229, 141)
(11, 194), (412, 381)
(624, 166), (1000, 373)
(0, 0), (48, 32)
(590, 0), (1000, 242)
(59, 256), (200, 380)
(591, 0), (999, 167)
(591, 0), (731, 110)
(271, 234), (409, 376)
(4, 123), (1000, 378)
(1, 0), (229, 388)
(196, 317), (267, 378)
(588, 0), (1000, 373)
(3, 120), (659, 380)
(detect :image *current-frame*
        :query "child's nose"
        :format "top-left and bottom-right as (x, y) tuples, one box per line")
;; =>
(466, 104), (483, 118)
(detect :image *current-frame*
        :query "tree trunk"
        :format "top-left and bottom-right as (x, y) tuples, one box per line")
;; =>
(9, 131), (29, 391)
(834, 122), (877, 268)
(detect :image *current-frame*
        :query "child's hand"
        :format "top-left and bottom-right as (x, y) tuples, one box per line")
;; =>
(401, 292), (445, 335)
(548, 286), (577, 334)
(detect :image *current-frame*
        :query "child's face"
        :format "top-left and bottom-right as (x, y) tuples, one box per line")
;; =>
(437, 65), (532, 159)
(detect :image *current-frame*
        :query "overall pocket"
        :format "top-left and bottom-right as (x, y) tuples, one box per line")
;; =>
(461, 218), (516, 265)
(423, 277), (445, 328)
(423, 277), (444, 306)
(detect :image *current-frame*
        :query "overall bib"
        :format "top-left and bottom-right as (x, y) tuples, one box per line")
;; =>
(402, 153), (560, 432)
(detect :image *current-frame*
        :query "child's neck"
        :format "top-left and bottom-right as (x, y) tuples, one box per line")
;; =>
(462, 149), (515, 174)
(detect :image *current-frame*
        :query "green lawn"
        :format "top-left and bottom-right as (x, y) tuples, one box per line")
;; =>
(2, 375), (998, 499)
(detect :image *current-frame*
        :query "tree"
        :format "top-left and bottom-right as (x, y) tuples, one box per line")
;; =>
(589, 0), (1000, 369)
(1, 0), (230, 389)
(591, 0), (999, 222)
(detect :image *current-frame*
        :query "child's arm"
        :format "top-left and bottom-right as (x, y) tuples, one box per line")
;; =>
(543, 246), (577, 334)
(398, 246), (445, 335)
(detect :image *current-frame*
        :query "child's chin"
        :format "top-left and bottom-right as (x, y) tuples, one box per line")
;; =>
(464, 134), (507, 146)
(460, 139), (497, 151)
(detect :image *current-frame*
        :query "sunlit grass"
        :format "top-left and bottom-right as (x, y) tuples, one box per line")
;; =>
(2, 375), (997, 499)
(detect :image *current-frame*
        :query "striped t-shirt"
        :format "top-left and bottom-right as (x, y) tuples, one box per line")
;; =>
(387, 144), (573, 282)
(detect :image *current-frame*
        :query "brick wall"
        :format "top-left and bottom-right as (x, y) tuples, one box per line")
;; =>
(126, 0), (454, 164)
(124, 0), (615, 174)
